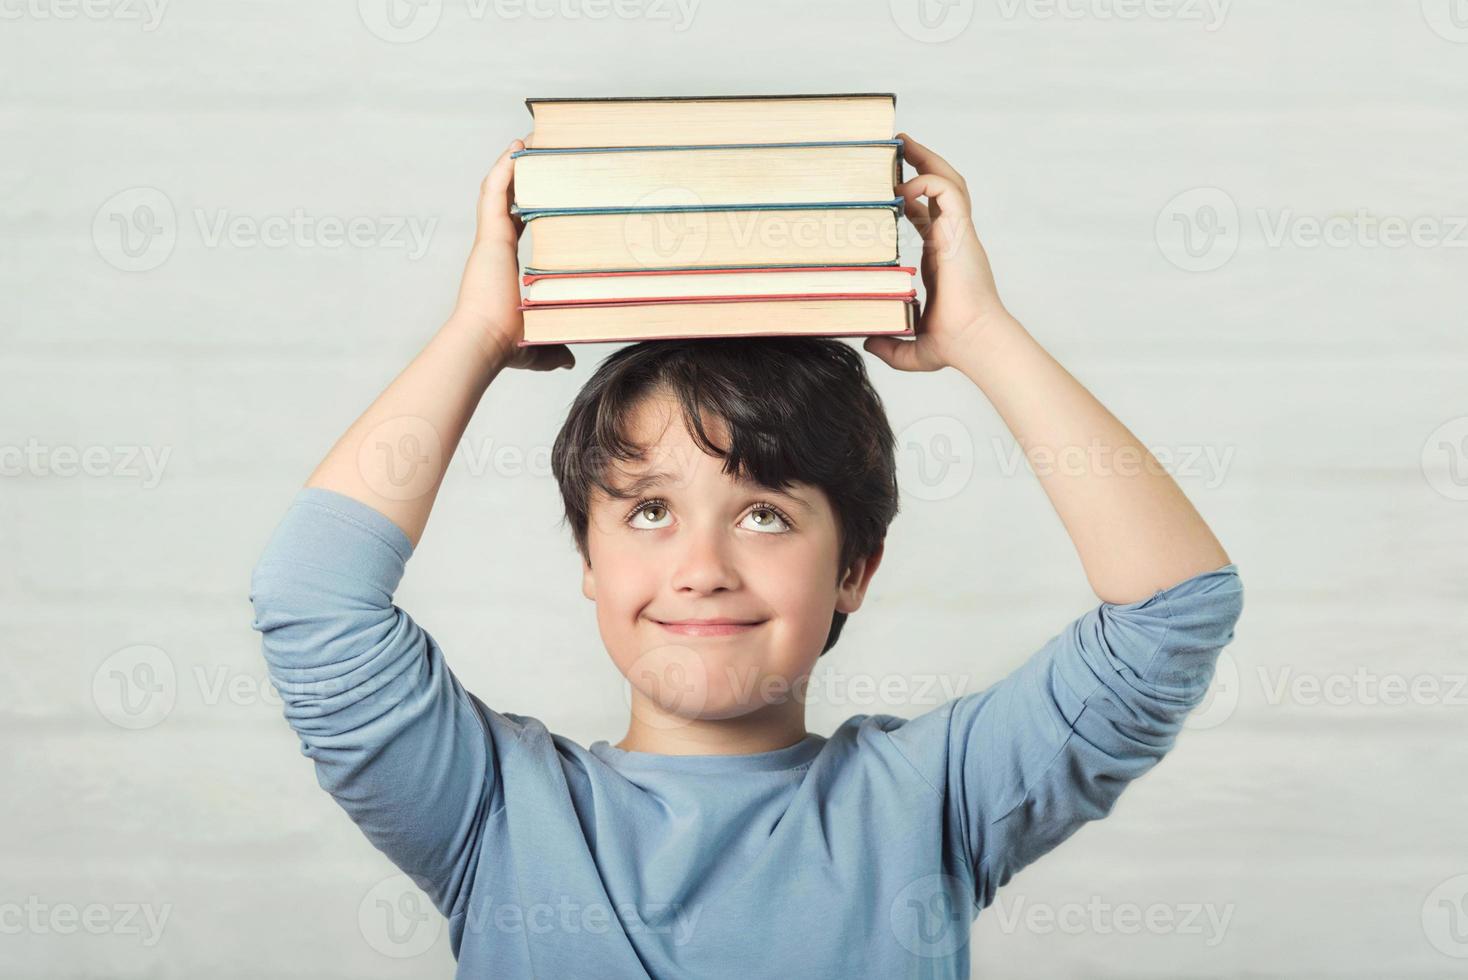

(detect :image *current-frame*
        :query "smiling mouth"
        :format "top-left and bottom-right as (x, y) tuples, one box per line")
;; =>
(653, 619), (766, 637)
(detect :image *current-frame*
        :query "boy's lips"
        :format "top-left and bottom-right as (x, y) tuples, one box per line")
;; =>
(652, 617), (766, 637)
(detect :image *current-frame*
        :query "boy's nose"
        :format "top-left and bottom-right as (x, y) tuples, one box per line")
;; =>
(671, 526), (741, 595)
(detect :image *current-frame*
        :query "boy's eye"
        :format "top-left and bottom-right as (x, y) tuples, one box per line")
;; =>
(627, 501), (671, 529)
(623, 500), (793, 533)
(741, 505), (791, 534)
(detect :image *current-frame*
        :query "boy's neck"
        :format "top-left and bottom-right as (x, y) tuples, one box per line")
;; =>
(615, 703), (808, 756)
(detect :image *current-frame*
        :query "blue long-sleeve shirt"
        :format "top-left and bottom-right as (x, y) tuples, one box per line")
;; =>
(249, 487), (1243, 979)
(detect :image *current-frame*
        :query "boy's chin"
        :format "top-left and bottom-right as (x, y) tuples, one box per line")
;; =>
(619, 642), (813, 722)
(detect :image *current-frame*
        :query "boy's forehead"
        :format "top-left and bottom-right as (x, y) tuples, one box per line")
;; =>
(624, 391), (721, 444)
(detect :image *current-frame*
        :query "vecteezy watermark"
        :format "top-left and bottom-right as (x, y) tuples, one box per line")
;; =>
(357, 0), (699, 43)
(1423, 874), (1468, 958)
(92, 645), (177, 730)
(889, 0), (974, 43)
(994, 0), (1229, 28)
(1422, 417), (1468, 502)
(93, 187), (438, 272)
(0, 440), (171, 488)
(621, 645), (709, 730)
(889, 874), (971, 958)
(459, 893), (701, 944)
(1179, 657), (1468, 733)
(355, 419), (713, 500)
(93, 187), (177, 272)
(621, 652), (973, 729)
(0, 897), (172, 946)
(616, 189), (905, 271)
(359, 874), (443, 958)
(1155, 187), (1240, 273)
(90, 649), (459, 730)
(1181, 649), (1240, 731)
(991, 435), (1238, 490)
(890, 0), (1228, 42)
(357, 415), (446, 503)
(989, 894), (1235, 947)
(1158, 187), (1468, 272)
(897, 415), (975, 503)
(1421, 0), (1468, 43)
(193, 209), (436, 259)
(1256, 666), (1468, 709)
(0, 0), (169, 30)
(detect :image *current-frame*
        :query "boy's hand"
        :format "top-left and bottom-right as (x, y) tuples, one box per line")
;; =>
(451, 136), (575, 373)
(863, 134), (1012, 373)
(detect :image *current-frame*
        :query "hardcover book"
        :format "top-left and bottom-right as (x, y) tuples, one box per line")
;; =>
(525, 93), (896, 148)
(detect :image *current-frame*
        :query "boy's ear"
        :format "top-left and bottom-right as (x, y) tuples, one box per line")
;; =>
(581, 556), (596, 601)
(835, 541), (884, 615)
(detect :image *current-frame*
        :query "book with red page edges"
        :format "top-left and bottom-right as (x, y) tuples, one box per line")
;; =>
(520, 265), (918, 306)
(517, 295), (919, 347)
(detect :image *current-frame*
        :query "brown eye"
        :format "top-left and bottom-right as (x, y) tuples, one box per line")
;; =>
(742, 505), (790, 534)
(627, 500), (672, 529)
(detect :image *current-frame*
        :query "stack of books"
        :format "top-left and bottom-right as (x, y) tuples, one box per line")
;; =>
(512, 94), (916, 346)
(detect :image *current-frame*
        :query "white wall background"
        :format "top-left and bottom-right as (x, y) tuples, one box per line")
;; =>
(3, 1), (1466, 976)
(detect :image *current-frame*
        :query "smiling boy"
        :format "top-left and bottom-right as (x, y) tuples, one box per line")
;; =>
(249, 134), (1243, 978)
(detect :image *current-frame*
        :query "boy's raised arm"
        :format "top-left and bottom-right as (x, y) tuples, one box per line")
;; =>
(305, 137), (572, 546)
(868, 135), (1243, 907)
(248, 139), (571, 920)
(867, 134), (1229, 604)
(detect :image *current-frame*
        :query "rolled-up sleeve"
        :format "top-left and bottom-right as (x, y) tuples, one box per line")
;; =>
(248, 487), (500, 917)
(887, 563), (1244, 910)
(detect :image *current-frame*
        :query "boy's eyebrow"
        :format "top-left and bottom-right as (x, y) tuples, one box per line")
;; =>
(612, 470), (812, 511)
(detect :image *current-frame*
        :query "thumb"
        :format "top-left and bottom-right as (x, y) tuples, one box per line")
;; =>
(863, 335), (939, 373)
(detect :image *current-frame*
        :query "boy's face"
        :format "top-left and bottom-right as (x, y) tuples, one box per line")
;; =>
(581, 390), (882, 725)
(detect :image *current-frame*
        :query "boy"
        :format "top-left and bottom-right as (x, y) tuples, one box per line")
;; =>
(249, 134), (1242, 978)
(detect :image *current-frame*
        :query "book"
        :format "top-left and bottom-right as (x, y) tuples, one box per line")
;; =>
(519, 297), (917, 346)
(522, 266), (917, 304)
(525, 93), (896, 148)
(523, 204), (901, 273)
(511, 141), (903, 212)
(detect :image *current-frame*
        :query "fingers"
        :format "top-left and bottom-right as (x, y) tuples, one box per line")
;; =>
(897, 133), (968, 189)
(898, 172), (965, 208)
(518, 343), (576, 372)
(477, 138), (526, 246)
(862, 335), (943, 373)
(903, 196), (931, 236)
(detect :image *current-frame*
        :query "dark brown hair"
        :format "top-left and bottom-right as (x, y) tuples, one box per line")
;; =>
(550, 337), (899, 656)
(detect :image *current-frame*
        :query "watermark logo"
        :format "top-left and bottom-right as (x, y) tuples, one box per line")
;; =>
(0, 0), (169, 30)
(1182, 650), (1239, 730)
(897, 415), (974, 502)
(1421, 0), (1468, 42)
(92, 644), (176, 730)
(1422, 416), (1468, 502)
(622, 188), (710, 269)
(990, 894), (1234, 946)
(0, 897), (172, 946)
(1158, 188), (1468, 272)
(359, 0), (698, 41)
(358, 415), (445, 502)
(0, 440), (171, 488)
(994, 0), (1230, 29)
(991, 436), (1236, 490)
(360, 874), (442, 958)
(1422, 874), (1468, 958)
(94, 188), (437, 272)
(93, 187), (177, 272)
(890, 873), (970, 958)
(1156, 187), (1239, 273)
(890, 0), (975, 43)
(359, 0), (443, 42)
(621, 644), (709, 728)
